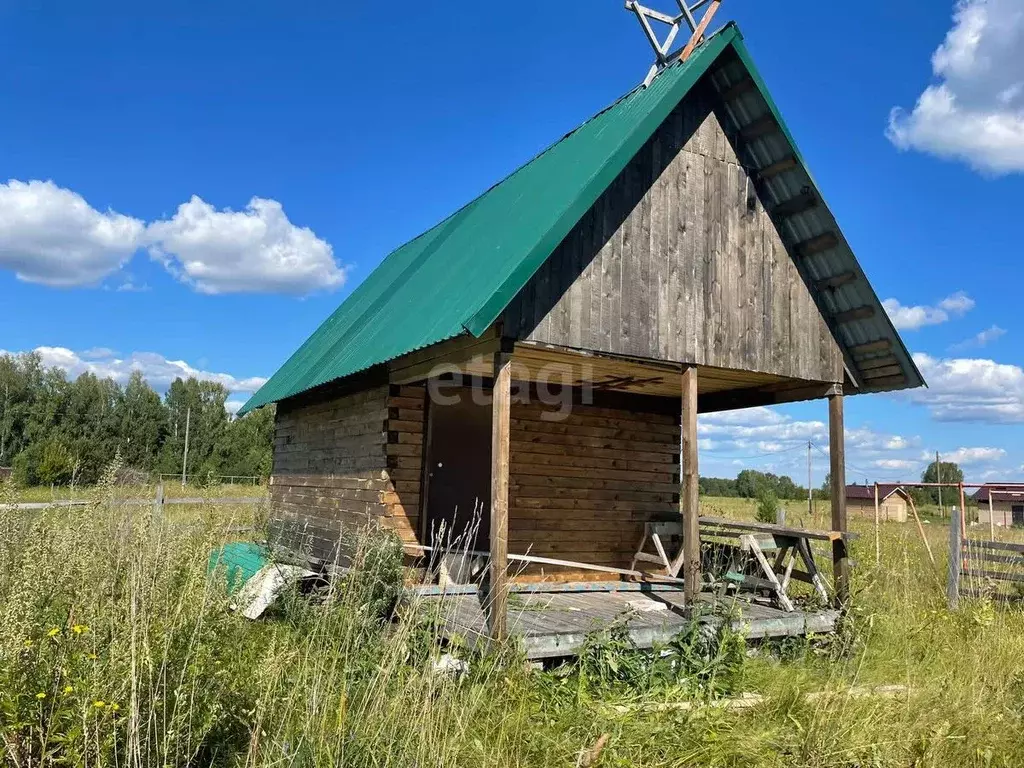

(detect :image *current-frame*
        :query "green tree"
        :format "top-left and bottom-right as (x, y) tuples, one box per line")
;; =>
(922, 460), (964, 505)
(115, 372), (167, 470)
(158, 378), (230, 479)
(213, 405), (275, 479)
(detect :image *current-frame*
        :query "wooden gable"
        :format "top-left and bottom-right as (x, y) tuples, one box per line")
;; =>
(503, 78), (845, 385)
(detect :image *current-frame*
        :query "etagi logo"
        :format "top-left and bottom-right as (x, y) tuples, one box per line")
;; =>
(425, 357), (594, 422)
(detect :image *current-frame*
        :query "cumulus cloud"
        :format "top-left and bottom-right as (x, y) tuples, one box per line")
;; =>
(882, 291), (975, 330)
(950, 324), (1006, 351)
(885, 436), (909, 450)
(922, 446), (1006, 465)
(0, 180), (344, 296)
(0, 179), (144, 287)
(1, 346), (266, 394)
(887, 0), (1024, 174)
(146, 196), (346, 295)
(911, 352), (1024, 422)
(874, 459), (918, 471)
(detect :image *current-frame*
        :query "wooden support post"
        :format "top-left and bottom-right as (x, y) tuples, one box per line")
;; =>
(907, 496), (936, 567)
(873, 482), (880, 564)
(681, 365), (700, 604)
(958, 482), (967, 537)
(947, 504), (962, 611)
(488, 351), (512, 641)
(828, 392), (850, 607)
(988, 495), (995, 539)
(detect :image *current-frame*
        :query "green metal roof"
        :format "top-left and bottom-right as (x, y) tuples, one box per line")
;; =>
(241, 25), (744, 415)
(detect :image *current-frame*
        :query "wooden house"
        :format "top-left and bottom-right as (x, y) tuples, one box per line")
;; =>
(845, 484), (910, 523)
(974, 485), (1024, 528)
(241, 23), (923, 640)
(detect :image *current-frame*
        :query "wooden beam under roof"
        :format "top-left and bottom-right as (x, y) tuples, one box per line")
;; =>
(740, 114), (778, 141)
(699, 381), (843, 413)
(758, 155), (798, 179)
(816, 271), (857, 291)
(719, 77), (755, 101)
(849, 339), (892, 357)
(833, 306), (876, 324)
(794, 232), (839, 258)
(771, 191), (818, 218)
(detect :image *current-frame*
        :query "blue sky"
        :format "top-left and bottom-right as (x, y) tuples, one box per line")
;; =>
(0, 0), (1021, 484)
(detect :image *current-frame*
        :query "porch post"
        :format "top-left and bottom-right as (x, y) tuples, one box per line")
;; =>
(488, 351), (512, 640)
(828, 390), (850, 607)
(681, 365), (700, 603)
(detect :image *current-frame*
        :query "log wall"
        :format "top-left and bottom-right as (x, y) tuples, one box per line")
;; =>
(269, 383), (425, 562)
(508, 398), (680, 581)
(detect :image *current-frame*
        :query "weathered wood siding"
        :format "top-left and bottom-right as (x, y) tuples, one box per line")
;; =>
(269, 384), (425, 561)
(508, 399), (680, 580)
(503, 80), (844, 383)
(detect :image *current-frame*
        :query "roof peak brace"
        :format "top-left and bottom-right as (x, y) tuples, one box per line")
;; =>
(626, 0), (724, 87)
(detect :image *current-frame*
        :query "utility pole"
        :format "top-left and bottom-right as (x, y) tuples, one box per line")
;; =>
(181, 406), (191, 489)
(936, 450), (943, 518)
(807, 440), (813, 516)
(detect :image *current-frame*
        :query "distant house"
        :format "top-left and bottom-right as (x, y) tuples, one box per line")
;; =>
(974, 485), (1024, 528)
(845, 484), (909, 523)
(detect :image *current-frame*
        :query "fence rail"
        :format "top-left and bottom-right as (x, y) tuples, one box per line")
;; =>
(948, 505), (1024, 608)
(157, 474), (265, 485)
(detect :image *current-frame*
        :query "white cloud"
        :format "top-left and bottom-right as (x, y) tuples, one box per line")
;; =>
(950, 324), (1006, 351)
(911, 352), (1024, 422)
(874, 459), (918, 471)
(0, 346), (266, 394)
(0, 180), (144, 287)
(922, 446), (1006, 465)
(0, 180), (343, 296)
(882, 291), (975, 330)
(885, 436), (909, 450)
(146, 196), (346, 295)
(887, 0), (1024, 174)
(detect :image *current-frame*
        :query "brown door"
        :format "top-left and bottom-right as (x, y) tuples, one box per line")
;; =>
(423, 385), (492, 552)
(1013, 505), (1024, 527)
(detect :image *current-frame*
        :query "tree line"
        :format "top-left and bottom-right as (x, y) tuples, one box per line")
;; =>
(0, 352), (274, 486)
(699, 469), (826, 501)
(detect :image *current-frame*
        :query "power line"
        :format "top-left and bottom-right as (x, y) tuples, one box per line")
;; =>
(701, 442), (809, 461)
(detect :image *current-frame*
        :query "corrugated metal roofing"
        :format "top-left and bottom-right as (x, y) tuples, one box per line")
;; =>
(240, 26), (739, 415)
(241, 21), (922, 415)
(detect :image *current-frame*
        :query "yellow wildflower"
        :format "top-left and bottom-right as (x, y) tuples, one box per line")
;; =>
(72, 624), (89, 635)
(36, 692), (46, 700)
(46, 628), (60, 638)
(62, 686), (74, 695)
(110, 703), (120, 712)
(93, 700), (105, 708)
(23, 640), (33, 649)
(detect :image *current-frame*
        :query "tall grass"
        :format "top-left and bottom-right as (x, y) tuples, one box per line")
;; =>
(2, 482), (1024, 767)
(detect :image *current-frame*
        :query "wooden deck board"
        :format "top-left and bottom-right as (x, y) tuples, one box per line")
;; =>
(409, 588), (839, 659)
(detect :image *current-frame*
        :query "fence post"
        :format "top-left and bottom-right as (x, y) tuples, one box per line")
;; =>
(153, 483), (165, 525)
(947, 505), (962, 611)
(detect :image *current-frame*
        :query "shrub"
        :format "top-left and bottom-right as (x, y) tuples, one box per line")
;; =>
(755, 488), (780, 524)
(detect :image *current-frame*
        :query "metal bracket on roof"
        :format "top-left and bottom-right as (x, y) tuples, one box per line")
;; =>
(625, 0), (724, 87)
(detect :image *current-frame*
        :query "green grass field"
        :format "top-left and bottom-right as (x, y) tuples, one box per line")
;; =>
(2, 487), (1023, 767)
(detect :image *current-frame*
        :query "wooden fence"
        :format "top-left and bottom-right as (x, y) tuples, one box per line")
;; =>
(947, 505), (1024, 609)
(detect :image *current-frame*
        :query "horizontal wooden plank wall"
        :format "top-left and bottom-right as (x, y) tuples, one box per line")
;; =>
(384, 384), (426, 545)
(508, 399), (680, 581)
(269, 384), (427, 562)
(503, 76), (843, 384)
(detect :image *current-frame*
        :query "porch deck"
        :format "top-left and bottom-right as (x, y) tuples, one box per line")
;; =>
(410, 584), (839, 660)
